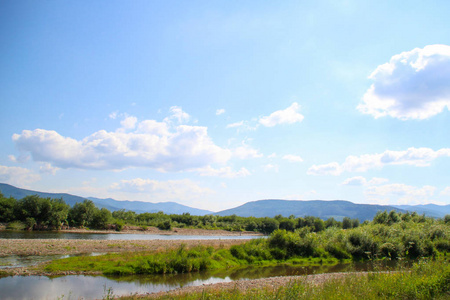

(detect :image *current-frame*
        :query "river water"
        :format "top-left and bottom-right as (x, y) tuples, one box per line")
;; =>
(0, 231), (262, 240)
(0, 232), (405, 299)
(0, 261), (406, 300)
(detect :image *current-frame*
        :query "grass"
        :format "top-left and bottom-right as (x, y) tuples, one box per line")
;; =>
(116, 258), (450, 300)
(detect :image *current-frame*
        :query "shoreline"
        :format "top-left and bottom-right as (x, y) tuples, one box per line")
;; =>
(122, 272), (369, 299)
(0, 225), (263, 236)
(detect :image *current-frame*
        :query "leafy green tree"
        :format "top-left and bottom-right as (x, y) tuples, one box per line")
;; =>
(48, 198), (70, 229)
(15, 195), (53, 229)
(342, 217), (352, 229)
(279, 218), (296, 232)
(325, 217), (340, 228)
(0, 193), (17, 223)
(91, 208), (112, 229)
(68, 200), (97, 227)
(260, 217), (279, 234)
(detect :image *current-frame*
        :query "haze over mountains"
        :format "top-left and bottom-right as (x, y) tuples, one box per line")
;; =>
(1, 183), (449, 220)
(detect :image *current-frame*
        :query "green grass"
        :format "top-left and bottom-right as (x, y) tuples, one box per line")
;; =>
(117, 258), (450, 300)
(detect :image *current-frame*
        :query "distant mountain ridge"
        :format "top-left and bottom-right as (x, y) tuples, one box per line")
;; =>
(0, 183), (213, 216)
(1, 183), (449, 220)
(214, 199), (449, 221)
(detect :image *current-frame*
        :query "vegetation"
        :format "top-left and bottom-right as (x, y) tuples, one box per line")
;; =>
(40, 210), (449, 276)
(0, 192), (364, 232)
(115, 258), (450, 300)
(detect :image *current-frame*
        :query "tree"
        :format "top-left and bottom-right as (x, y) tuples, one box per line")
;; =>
(68, 200), (97, 227)
(342, 217), (352, 229)
(0, 193), (17, 223)
(48, 198), (70, 229)
(91, 208), (112, 229)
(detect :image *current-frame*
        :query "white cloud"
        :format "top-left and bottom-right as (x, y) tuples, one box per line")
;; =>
(13, 120), (231, 172)
(366, 183), (436, 205)
(358, 44), (450, 120)
(110, 178), (214, 204)
(282, 154), (304, 163)
(226, 120), (258, 132)
(165, 106), (191, 124)
(308, 147), (450, 176)
(196, 166), (251, 178)
(226, 121), (244, 128)
(440, 187), (450, 196)
(0, 165), (41, 186)
(342, 176), (367, 186)
(233, 144), (263, 159)
(342, 176), (389, 186)
(263, 164), (279, 173)
(307, 162), (342, 176)
(39, 163), (59, 175)
(109, 111), (118, 119)
(259, 102), (304, 127)
(216, 109), (226, 115)
(120, 116), (138, 130)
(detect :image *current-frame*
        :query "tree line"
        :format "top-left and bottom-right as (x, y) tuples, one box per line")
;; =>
(1, 192), (449, 233)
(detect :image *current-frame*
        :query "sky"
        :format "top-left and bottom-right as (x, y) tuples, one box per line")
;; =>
(1, 0), (450, 211)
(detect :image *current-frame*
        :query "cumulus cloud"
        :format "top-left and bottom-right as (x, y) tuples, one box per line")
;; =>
(13, 118), (231, 172)
(259, 102), (304, 127)
(196, 166), (251, 178)
(342, 176), (388, 186)
(120, 116), (138, 130)
(39, 163), (59, 175)
(440, 187), (450, 196)
(0, 165), (41, 186)
(164, 106), (191, 124)
(358, 44), (450, 120)
(308, 147), (450, 176)
(366, 183), (436, 205)
(233, 144), (263, 159)
(282, 154), (303, 163)
(110, 178), (214, 203)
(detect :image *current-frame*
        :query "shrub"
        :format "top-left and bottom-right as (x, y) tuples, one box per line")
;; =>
(325, 243), (351, 260)
(157, 220), (172, 230)
(380, 242), (402, 260)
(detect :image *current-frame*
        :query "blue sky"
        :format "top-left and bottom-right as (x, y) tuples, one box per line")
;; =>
(1, 1), (450, 211)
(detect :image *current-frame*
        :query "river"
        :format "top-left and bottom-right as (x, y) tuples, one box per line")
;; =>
(0, 231), (262, 240)
(0, 261), (407, 300)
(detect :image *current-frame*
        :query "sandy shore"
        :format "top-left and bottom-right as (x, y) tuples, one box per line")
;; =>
(134, 272), (367, 299)
(0, 238), (251, 257)
(0, 228), (260, 257)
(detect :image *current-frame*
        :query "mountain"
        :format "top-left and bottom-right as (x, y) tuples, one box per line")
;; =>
(86, 197), (212, 215)
(2, 183), (448, 220)
(0, 183), (87, 207)
(0, 183), (212, 215)
(215, 199), (409, 221)
(392, 204), (450, 218)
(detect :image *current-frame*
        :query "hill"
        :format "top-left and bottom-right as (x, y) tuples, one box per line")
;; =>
(215, 199), (408, 221)
(0, 183), (212, 215)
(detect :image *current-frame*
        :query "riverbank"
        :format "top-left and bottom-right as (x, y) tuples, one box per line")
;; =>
(134, 272), (365, 299)
(0, 238), (250, 257)
(0, 224), (263, 236)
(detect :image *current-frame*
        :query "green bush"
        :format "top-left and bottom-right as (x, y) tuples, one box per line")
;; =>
(325, 243), (351, 260)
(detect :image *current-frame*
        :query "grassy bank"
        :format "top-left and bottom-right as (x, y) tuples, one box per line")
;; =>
(118, 258), (450, 300)
(38, 215), (450, 276)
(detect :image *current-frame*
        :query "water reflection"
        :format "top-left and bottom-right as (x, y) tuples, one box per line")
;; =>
(0, 231), (262, 240)
(0, 260), (411, 300)
(0, 253), (105, 269)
